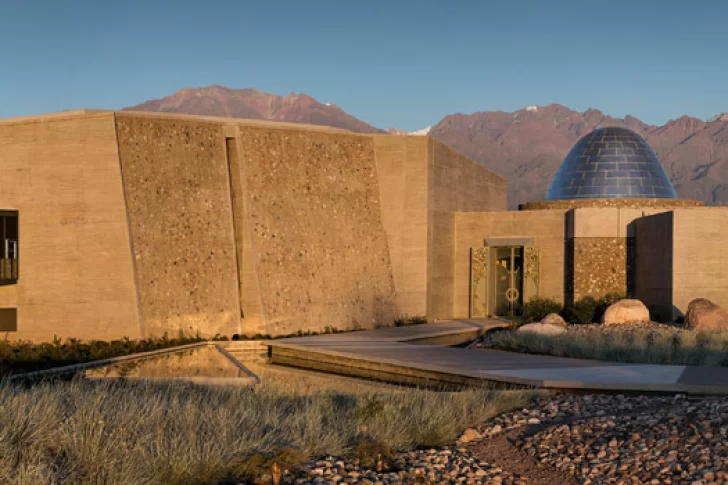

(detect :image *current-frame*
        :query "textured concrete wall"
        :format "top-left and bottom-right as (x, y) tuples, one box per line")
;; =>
(634, 212), (674, 320)
(453, 210), (566, 318)
(671, 208), (728, 318)
(429, 139), (508, 213)
(428, 211), (456, 318)
(427, 140), (508, 318)
(521, 198), (703, 211)
(0, 113), (141, 341)
(224, 131), (267, 336)
(372, 136), (508, 320)
(239, 127), (397, 335)
(116, 115), (241, 338)
(0, 109), (520, 340)
(372, 136), (429, 317)
(567, 207), (679, 239)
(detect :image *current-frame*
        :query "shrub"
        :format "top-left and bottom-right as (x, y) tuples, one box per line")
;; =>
(562, 296), (598, 324)
(394, 315), (428, 327)
(0, 332), (210, 376)
(594, 292), (627, 323)
(522, 297), (563, 323)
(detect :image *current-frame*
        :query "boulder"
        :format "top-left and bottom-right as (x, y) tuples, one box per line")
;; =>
(517, 322), (566, 336)
(458, 428), (481, 443)
(602, 299), (650, 325)
(541, 313), (567, 327)
(685, 298), (728, 331)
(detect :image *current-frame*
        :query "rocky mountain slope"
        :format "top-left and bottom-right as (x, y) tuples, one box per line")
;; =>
(126, 87), (728, 208)
(125, 85), (384, 134)
(430, 105), (728, 208)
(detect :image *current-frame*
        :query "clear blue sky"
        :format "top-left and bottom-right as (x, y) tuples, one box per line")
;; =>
(1, 0), (725, 130)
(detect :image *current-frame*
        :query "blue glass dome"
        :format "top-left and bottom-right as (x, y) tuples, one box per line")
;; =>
(546, 127), (676, 200)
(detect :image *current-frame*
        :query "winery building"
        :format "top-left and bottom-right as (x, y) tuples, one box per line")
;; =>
(0, 111), (724, 341)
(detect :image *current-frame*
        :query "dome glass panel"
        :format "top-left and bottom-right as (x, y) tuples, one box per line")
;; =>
(546, 127), (677, 200)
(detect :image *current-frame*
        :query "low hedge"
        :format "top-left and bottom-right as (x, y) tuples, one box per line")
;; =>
(561, 292), (628, 324)
(0, 333), (222, 376)
(522, 297), (563, 323)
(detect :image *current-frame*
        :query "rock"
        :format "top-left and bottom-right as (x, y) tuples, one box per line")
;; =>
(517, 322), (566, 336)
(541, 313), (567, 327)
(685, 298), (728, 331)
(602, 299), (650, 325)
(459, 428), (481, 443)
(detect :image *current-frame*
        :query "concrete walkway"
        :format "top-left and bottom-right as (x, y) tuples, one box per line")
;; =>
(268, 320), (728, 395)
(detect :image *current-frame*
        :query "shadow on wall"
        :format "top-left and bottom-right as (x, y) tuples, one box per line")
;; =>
(563, 238), (574, 305)
(646, 305), (683, 324)
(627, 220), (637, 297)
(671, 305), (685, 323)
(629, 219), (678, 323)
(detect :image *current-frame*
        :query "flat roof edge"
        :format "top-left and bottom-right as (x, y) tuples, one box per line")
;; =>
(0, 109), (358, 134)
(0, 109), (115, 126)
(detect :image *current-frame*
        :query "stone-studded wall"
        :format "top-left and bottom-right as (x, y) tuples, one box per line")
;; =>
(521, 198), (703, 211)
(239, 127), (397, 335)
(0, 112), (142, 342)
(115, 115), (241, 338)
(570, 237), (633, 302)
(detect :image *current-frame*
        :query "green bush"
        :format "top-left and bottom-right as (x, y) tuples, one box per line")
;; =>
(394, 315), (428, 327)
(562, 296), (598, 324)
(522, 297), (563, 323)
(0, 332), (214, 376)
(594, 292), (627, 323)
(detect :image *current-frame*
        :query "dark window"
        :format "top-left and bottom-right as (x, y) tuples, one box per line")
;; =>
(0, 212), (18, 282)
(0, 308), (16, 331)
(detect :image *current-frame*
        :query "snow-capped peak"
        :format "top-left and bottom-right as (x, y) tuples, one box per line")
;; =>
(525, 105), (538, 113)
(708, 112), (728, 123)
(409, 126), (431, 135)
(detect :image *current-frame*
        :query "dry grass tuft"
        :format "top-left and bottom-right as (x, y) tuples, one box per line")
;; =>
(484, 329), (728, 366)
(0, 378), (529, 484)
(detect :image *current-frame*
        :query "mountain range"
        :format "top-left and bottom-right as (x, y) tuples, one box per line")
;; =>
(127, 85), (383, 134)
(126, 87), (728, 208)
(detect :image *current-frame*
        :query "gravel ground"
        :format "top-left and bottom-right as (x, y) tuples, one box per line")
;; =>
(268, 393), (728, 485)
(564, 321), (685, 335)
(479, 394), (728, 484)
(289, 450), (524, 484)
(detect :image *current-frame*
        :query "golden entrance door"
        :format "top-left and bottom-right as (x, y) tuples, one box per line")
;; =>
(470, 244), (538, 319)
(492, 247), (524, 318)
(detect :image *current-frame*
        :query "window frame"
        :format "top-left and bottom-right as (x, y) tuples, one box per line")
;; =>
(0, 211), (19, 282)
